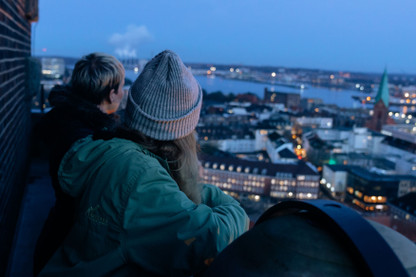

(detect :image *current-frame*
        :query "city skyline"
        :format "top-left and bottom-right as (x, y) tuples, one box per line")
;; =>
(34, 0), (416, 74)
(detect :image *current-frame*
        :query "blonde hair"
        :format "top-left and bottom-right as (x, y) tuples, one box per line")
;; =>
(141, 131), (202, 204)
(107, 127), (202, 204)
(71, 53), (125, 104)
(169, 132), (202, 204)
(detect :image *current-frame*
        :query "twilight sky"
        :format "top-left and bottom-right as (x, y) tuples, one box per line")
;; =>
(34, 0), (416, 74)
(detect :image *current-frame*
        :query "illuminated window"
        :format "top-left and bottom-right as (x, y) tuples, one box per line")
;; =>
(213, 163), (218, 169)
(220, 164), (225, 170)
(354, 190), (363, 198)
(204, 162), (210, 168)
(244, 167), (250, 173)
(363, 195), (386, 203)
(237, 166), (242, 173)
(228, 165), (234, 171)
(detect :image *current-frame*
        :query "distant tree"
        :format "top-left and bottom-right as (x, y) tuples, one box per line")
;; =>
(204, 91), (232, 103)
(227, 93), (236, 102)
(234, 92), (259, 103)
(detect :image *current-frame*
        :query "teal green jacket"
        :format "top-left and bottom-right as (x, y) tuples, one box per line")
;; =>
(40, 136), (249, 277)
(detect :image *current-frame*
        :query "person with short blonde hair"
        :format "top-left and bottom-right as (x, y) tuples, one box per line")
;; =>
(71, 52), (125, 113)
(34, 53), (125, 276)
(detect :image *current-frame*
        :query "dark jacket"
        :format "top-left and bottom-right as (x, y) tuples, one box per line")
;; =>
(33, 85), (118, 276)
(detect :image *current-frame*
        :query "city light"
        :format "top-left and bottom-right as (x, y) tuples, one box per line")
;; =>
(355, 84), (360, 88)
(330, 74), (334, 80)
(388, 112), (393, 116)
(133, 66), (139, 73)
(271, 72), (276, 77)
(210, 66), (216, 72)
(404, 92), (410, 98)
(230, 68), (234, 72)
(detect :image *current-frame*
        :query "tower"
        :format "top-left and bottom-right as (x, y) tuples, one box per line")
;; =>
(367, 70), (390, 132)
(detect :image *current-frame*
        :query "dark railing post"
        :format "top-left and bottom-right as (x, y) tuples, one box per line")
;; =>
(40, 84), (44, 113)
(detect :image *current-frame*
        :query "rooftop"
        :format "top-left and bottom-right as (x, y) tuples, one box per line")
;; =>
(278, 148), (298, 159)
(325, 164), (360, 172)
(6, 160), (55, 277)
(348, 167), (416, 182)
(200, 154), (318, 177)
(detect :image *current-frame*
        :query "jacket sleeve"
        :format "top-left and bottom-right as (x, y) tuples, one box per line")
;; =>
(123, 164), (249, 276)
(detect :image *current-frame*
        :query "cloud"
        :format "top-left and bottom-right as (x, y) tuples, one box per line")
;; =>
(109, 25), (153, 58)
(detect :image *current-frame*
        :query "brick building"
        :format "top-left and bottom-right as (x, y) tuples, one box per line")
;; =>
(367, 70), (395, 132)
(0, 0), (38, 274)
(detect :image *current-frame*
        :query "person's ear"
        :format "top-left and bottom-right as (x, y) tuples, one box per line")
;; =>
(108, 88), (116, 103)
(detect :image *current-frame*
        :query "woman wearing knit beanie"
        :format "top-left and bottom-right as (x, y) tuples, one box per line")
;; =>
(39, 50), (249, 277)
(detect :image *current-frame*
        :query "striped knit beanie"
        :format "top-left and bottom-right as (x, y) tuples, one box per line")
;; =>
(125, 50), (202, 140)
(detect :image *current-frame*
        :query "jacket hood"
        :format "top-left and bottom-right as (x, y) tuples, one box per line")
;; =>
(58, 137), (123, 197)
(58, 136), (169, 197)
(37, 85), (118, 145)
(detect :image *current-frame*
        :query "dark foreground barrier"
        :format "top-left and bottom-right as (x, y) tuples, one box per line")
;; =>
(202, 200), (415, 277)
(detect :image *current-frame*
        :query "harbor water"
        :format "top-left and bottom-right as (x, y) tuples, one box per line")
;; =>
(126, 70), (365, 108)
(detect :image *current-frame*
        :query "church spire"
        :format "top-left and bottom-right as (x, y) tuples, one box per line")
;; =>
(375, 69), (389, 107)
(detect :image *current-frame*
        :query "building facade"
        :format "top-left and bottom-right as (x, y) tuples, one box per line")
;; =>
(346, 167), (416, 212)
(200, 155), (320, 201)
(263, 88), (300, 111)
